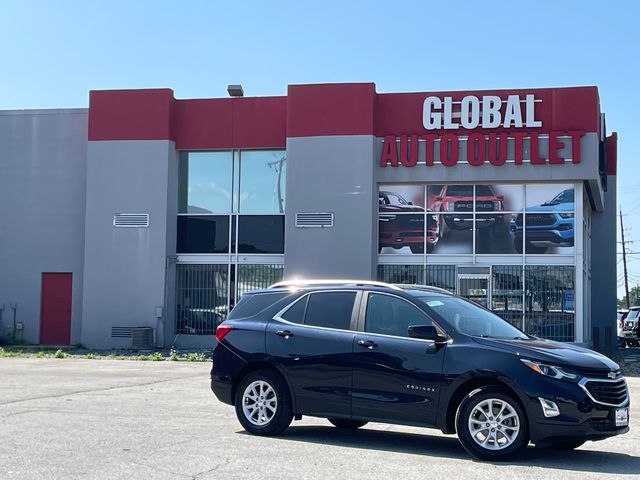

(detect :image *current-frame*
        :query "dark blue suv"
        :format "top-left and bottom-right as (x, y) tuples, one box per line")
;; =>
(211, 280), (629, 460)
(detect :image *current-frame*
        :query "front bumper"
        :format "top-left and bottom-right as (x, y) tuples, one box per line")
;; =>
(518, 374), (630, 444)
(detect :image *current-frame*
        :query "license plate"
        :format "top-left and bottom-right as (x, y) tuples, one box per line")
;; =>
(615, 408), (629, 427)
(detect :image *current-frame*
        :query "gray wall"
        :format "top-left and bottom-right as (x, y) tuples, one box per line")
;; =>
(285, 136), (377, 280)
(591, 173), (617, 352)
(81, 140), (177, 348)
(0, 109), (88, 344)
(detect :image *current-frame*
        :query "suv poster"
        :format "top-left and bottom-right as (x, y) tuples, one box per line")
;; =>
(379, 184), (575, 255)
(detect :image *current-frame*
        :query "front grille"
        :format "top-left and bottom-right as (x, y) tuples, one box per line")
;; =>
(454, 201), (474, 212)
(475, 201), (496, 212)
(581, 378), (629, 406)
(394, 216), (424, 228)
(526, 214), (555, 226)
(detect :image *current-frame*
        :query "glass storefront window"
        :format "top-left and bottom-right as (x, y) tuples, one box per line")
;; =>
(237, 215), (285, 254)
(239, 150), (286, 214)
(178, 151), (232, 214)
(177, 216), (230, 254)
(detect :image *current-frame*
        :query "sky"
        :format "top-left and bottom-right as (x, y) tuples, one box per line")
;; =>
(2, 0), (639, 297)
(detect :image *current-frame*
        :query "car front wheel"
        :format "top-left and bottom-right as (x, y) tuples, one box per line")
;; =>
(235, 369), (293, 436)
(456, 387), (529, 461)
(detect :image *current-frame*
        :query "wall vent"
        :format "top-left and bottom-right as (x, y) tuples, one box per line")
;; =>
(111, 326), (133, 338)
(113, 213), (149, 228)
(295, 212), (334, 228)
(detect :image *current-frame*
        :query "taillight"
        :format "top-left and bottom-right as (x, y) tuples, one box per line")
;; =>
(215, 324), (233, 342)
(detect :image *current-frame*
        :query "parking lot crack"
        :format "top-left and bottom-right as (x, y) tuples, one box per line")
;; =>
(0, 373), (206, 407)
(191, 458), (230, 479)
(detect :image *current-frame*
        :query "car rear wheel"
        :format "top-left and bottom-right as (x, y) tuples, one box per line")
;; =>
(235, 369), (293, 436)
(456, 387), (528, 461)
(525, 242), (547, 254)
(410, 244), (425, 254)
(328, 418), (368, 429)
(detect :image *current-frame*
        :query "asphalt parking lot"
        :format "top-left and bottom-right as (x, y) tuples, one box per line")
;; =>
(0, 358), (638, 480)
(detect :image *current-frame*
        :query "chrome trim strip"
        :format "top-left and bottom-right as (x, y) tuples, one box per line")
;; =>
(578, 377), (630, 408)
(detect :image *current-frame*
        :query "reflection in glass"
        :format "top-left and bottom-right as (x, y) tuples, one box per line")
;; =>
(525, 266), (575, 342)
(239, 150), (286, 213)
(492, 266), (524, 329)
(377, 265), (425, 284)
(177, 216), (230, 253)
(178, 151), (232, 213)
(237, 215), (285, 254)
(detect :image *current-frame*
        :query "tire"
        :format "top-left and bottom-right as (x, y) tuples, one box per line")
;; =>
(328, 418), (368, 429)
(410, 244), (425, 254)
(514, 239), (523, 254)
(234, 369), (293, 436)
(548, 439), (586, 450)
(455, 387), (529, 461)
(426, 243), (435, 254)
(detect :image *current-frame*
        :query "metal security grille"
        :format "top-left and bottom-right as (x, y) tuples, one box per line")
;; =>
(295, 212), (334, 228)
(425, 265), (457, 292)
(175, 264), (228, 335)
(525, 266), (575, 342)
(175, 264), (284, 335)
(237, 264), (284, 298)
(492, 265), (524, 330)
(113, 213), (149, 227)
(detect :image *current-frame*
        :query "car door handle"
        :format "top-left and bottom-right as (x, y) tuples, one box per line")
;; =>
(357, 340), (378, 349)
(276, 330), (294, 338)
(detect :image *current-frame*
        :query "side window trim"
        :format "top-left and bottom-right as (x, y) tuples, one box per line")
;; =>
(359, 291), (443, 341)
(272, 290), (361, 333)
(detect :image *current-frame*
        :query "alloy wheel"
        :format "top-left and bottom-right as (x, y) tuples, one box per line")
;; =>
(467, 398), (520, 451)
(242, 380), (278, 426)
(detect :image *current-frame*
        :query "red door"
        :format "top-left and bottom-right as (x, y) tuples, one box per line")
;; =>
(40, 273), (72, 345)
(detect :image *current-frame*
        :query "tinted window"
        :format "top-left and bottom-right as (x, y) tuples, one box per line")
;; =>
(237, 215), (285, 254)
(304, 292), (356, 330)
(281, 296), (308, 324)
(228, 293), (289, 320)
(366, 293), (432, 338)
(177, 216), (230, 253)
(178, 151), (232, 214)
(238, 150), (286, 213)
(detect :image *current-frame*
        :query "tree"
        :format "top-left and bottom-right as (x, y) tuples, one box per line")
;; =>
(618, 285), (640, 309)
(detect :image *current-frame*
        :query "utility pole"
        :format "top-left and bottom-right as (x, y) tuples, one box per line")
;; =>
(620, 209), (630, 308)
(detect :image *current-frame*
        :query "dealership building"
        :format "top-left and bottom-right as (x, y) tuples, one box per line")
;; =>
(0, 83), (618, 350)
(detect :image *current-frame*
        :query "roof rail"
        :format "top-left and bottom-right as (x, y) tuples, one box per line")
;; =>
(394, 284), (453, 294)
(268, 279), (402, 290)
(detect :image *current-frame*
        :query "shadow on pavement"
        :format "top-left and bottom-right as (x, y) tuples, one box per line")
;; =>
(242, 425), (640, 474)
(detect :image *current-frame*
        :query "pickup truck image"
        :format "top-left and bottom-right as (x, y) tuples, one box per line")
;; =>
(431, 185), (505, 235)
(509, 188), (574, 254)
(379, 190), (439, 253)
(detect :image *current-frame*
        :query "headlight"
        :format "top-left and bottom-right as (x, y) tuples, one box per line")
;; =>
(446, 201), (456, 211)
(521, 359), (578, 380)
(558, 213), (573, 218)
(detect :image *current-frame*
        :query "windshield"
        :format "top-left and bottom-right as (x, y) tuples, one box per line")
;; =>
(545, 189), (574, 206)
(413, 293), (528, 339)
(627, 309), (640, 320)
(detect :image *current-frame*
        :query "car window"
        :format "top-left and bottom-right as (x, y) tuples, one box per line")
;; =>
(365, 293), (432, 338)
(475, 185), (494, 196)
(303, 292), (356, 330)
(627, 309), (640, 320)
(228, 293), (289, 319)
(281, 295), (308, 324)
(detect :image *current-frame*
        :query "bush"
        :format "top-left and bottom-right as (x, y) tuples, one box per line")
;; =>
(53, 349), (68, 359)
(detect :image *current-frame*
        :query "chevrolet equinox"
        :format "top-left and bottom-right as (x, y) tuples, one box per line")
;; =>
(211, 280), (629, 460)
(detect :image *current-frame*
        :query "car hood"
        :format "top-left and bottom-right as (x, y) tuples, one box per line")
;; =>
(379, 204), (425, 213)
(472, 337), (619, 372)
(527, 202), (574, 212)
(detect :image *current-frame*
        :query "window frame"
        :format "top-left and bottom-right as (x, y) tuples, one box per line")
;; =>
(356, 291), (446, 342)
(272, 290), (362, 332)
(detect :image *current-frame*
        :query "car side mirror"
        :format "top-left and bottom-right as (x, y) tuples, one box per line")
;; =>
(408, 325), (447, 343)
